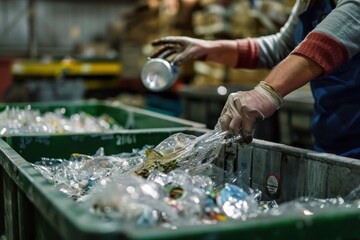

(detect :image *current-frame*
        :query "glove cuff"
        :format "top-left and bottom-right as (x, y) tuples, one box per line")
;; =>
(255, 81), (284, 109)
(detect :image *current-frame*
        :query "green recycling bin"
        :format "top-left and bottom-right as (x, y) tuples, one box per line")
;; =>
(1, 131), (360, 240)
(0, 100), (205, 137)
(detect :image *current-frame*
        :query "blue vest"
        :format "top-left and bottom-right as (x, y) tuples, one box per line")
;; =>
(295, 0), (360, 159)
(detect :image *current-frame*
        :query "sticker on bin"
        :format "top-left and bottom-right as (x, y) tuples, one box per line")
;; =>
(266, 173), (280, 197)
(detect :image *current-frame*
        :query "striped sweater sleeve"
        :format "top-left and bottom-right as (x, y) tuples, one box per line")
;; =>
(234, 0), (304, 69)
(234, 0), (360, 75)
(293, 0), (360, 75)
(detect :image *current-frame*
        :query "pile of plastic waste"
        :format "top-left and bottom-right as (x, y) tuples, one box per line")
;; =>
(0, 105), (122, 135)
(33, 129), (360, 229)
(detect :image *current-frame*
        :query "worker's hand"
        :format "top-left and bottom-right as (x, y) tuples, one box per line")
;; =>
(150, 36), (216, 65)
(219, 81), (283, 144)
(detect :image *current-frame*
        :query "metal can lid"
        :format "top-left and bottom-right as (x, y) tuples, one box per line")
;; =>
(141, 58), (177, 92)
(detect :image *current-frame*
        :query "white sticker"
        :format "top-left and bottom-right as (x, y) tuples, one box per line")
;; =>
(266, 174), (279, 195)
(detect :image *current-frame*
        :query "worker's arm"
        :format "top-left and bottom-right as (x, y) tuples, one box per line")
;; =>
(258, 0), (359, 72)
(150, 37), (239, 66)
(265, 54), (323, 97)
(149, 0), (302, 68)
(220, 0), (360, 140)
(218, 54), (323, 142)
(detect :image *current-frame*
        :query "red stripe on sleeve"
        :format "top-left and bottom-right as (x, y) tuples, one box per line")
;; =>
(234, 38), (259, 68)
(292, 32), (348, 75)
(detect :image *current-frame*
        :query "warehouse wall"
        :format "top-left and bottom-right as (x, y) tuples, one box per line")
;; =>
(0, 0), (28, 52)
(0, 0), (134, 56)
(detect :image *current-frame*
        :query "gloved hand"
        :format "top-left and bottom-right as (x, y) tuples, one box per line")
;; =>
(150, 36), (237, 66)
(150, 36), (212, 65)
(219, 81), (283, 144)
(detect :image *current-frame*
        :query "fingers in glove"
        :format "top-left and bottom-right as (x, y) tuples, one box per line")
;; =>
(219, 94), (235, 131)
(225, 110), (254, 144)
(223, 114), (250, 144)
(229, 116), (242, 135)
(171, 45), (206, 65)
(150, 46), (178, 59)
(240, 107), (264, 144)
(220, 111), (232, 132)
(239, 117), (253, 144)
(242, 133), (253, 144)
(161, 50), (178, 59)
(151, 37), (185, 47)
(172, 53), (190, 65)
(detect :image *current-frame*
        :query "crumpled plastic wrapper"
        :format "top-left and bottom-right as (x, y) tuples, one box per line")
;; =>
(133, 124), (244, 178)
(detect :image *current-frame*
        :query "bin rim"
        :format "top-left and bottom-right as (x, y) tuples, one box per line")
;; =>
(106, 100), (206, 128)
(1, 127), (210, 138)
(1, 136), (360, 240)
(250, 138), (360, 167)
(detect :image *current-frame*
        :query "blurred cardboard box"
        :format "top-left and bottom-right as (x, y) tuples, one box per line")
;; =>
(192, 61), (270, 88)
(228, 68), (270, 87)
(192, 5), (230, 36)
(193, 61), (226, 79)
(192, 61), (226, 86)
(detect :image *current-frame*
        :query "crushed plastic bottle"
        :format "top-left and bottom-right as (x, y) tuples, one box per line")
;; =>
(215, 183), (258, 220)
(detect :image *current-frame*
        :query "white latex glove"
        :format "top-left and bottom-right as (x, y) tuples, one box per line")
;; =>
(219, 81), (283, 144)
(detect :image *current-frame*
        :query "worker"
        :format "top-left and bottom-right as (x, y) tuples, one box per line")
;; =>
(149, 0), (360, 159)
